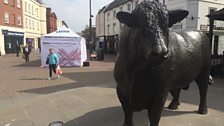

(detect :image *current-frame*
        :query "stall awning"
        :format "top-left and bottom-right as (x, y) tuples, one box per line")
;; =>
(207, 8), (224, 21)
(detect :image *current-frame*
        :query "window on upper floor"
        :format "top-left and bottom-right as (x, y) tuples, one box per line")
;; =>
(127, 3), (131, 11)
(29, 19), (31, 29)
(12, 0), (15, 7)
(12, 14), (15, 25)
(4, 0), (8, 4)
(28, 4), (31, 13)
(17, 0), (21, 8)
(120, 6), (123, 11)
(113, 23), (116, 33)
(26, 18), (28, 28)
(18, 16), (22, 26)
(107, 25), (110, 34)
(32, 20), (34, 29)
(107, 13), (110, 21)
(36, 8), (39, 17)
(135, 1), (139, 8)
(32, 6), (34, 15)
(37, 22), (39, 31)
(25, 2), (27, 12)
(4, 12), (9, 24)
(113, 11), (116, 19)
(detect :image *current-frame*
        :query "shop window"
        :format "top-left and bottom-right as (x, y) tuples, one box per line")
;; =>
(18, 16), (22, 26)
(17, 0), (21, 8)
(4, 13), (9, 24)
(4, 0), (8, 4)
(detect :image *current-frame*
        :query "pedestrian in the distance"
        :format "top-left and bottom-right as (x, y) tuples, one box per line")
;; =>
(23, 45), (31, 63)
(16, 42), (19, 57)
(47, 48), (59, 80)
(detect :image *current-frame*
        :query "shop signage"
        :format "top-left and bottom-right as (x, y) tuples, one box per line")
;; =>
(2, 30), (24, 37)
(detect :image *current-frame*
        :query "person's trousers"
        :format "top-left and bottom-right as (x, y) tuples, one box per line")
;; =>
(25, 55), (29, 62)
(49, 64), (57, 77)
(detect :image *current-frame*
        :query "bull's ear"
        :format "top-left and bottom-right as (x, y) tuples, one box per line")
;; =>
(168, 10), (189, 27)
(116, 12), (138, 27)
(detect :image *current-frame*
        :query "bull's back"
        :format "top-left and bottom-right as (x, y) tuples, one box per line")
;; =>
(168, 31), (210, 88)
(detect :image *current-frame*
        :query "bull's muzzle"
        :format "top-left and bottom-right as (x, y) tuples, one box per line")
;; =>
(151, 45), (169, 59)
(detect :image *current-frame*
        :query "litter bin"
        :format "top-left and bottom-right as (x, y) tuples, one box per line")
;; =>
(96, 49), (104, 61)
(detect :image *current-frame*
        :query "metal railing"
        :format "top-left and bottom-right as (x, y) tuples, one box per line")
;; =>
(211, 54), (224, 76)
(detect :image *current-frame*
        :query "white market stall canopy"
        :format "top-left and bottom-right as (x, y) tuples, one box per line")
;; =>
(41, 26), (87, 67)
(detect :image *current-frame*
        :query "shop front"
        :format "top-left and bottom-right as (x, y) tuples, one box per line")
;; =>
(2, 30), (24, 54)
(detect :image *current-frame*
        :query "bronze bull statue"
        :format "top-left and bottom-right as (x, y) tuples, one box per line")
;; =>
(114, 0), (211, 126)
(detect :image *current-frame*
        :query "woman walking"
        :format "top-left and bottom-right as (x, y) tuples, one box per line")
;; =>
(47, 48), (59, 80)
(23, 45), (31, 63)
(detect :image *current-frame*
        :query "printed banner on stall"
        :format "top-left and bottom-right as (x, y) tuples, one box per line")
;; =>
(41, 37), (82, 67)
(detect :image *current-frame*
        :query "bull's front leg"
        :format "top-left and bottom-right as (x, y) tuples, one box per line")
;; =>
(148, 91), (168, 126)
(116, 86), (134, 126)
(168, 88), (181, 110)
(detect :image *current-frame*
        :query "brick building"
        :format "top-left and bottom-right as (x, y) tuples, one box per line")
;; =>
(0, 0), (25, 54)
(46, 8), (57, 33)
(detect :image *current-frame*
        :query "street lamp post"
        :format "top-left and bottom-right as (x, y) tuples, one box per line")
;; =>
(89, 0), (93, 55)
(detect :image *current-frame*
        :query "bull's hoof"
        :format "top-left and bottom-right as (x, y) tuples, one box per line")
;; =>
(168, 100), (180, 110)
(197, 108), (208, 115)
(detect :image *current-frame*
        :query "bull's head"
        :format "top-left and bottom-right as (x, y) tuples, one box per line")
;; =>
(117, 0), (188, 62)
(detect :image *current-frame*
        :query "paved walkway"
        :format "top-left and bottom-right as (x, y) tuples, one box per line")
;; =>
(0, 53), (224, 126)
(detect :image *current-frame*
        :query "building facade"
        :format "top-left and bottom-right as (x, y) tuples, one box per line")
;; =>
(23, 0), (46, 50)
(46, 8), (57, 33)
(0, 0), (24, 54)
(167, 0), (224, 55)
(96, 0), (140, 53)
(96, 0), (224, 54)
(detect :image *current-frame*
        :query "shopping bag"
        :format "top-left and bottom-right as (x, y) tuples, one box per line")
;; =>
(46, 55), (50, 64)
(22, 55), (25, 59)
(57, 65), (62, 75)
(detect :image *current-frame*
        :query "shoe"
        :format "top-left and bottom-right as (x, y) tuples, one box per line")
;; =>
(48, 77), (51, 80)
(57, 75), (60, 78)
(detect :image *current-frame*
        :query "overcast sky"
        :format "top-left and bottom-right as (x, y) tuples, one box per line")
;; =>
(43, 0), (114, 32)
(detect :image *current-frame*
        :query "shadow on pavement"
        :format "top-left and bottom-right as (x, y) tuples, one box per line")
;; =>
(21, 78), (47, 80)
(14, 59), (41, 67)
(64, 106), (196, 126)
(19, 71), (115, 94)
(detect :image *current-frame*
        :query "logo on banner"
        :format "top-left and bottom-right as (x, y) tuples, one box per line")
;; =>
(58, 48), (81, 66)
